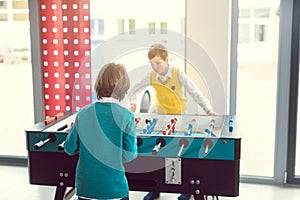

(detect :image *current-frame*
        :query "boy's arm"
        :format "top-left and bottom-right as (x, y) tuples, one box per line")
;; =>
(128, 73), (151, 112)
(64, 121), (79, 155)
(178, 70), (214, 114)
(122, 115), (138, 163)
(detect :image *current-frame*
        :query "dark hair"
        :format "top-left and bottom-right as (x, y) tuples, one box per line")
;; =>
(94, 63), (130, 101)
(148, 43), (168, 60)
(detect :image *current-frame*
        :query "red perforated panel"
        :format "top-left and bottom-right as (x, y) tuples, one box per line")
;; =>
(39, 0), (91, 119)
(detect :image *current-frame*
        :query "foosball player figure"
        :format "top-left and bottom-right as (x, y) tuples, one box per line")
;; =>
(162, 118), (177, 135)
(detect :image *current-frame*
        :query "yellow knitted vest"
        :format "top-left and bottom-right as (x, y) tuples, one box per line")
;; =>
(151, 67), (187, 114)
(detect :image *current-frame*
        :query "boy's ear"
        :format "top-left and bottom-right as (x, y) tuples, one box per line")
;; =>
(165, 56), (169, 64)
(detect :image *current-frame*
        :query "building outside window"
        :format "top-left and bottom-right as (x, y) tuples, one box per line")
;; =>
(129, 19), (135, 34)
(148, 22), (155, 34)
(255, 24), (266, 42)
(160, 22), (167, 34)
(117, 19), (124, 35)
(91, 18), (104, 47)
(97, 19), (104, 35)
(238, 7), (270, 45)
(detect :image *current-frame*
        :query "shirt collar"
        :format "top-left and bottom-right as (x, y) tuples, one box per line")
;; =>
(156, 65), (172, 79)
(97, 97), (119, 103)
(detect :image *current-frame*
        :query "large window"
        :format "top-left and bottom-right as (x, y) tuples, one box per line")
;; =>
(3, 0), (299, 187)
(0, 0), (32, 157)
(237, 1), (279, 177)
(90, 0), (185, 110)
(0, 0), (186, 158)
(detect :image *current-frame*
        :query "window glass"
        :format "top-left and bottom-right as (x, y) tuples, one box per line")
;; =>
(0, 13), (7, 20)
(98, 19), (104, 35)
(255, 24), (267, 42)
(0, 1), (7, 9)
(255, 8), (270, 18)
(237, 1), (279, 177)
(91, 19), (104, 37)
(91, 19), (95, 36)
(90, 0), (185, 110)
(0, 0), (32, 156)
(117, 19), (124, 35)
(238, 24), (250, 43)
(129, 19), (135, 34)
(160, 22), (167, 34)
(239, 8), (250, 18)
(148, 22), (155, 34)
(13, 0), (27, 9)
(13, 13), (28, 21)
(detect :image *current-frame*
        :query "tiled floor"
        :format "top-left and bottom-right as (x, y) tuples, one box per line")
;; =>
(1, 165), (300, 200)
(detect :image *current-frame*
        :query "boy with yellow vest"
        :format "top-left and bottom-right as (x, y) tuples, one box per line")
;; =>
(129, 43), (214, 115)
(129, 44), (214, 200)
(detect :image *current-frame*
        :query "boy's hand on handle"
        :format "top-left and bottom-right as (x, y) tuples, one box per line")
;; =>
(129, 103), (137, 113)
(207, 109), (215, 115)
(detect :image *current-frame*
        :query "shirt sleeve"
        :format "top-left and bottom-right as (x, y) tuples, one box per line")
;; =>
(128, 73), (151, 104)
(64, 118), (79, 155)
(178, 69), (213, 113)
(122, 114), (138, 163)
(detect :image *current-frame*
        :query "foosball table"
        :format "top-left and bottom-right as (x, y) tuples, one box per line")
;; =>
(26, 112), (241, 200)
